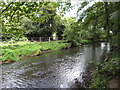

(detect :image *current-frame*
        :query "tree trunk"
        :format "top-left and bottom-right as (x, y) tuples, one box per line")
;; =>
(117, 3), (120, 50)
(105, 2), (110, 42)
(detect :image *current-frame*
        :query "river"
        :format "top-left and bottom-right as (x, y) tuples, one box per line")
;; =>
(1, 42), (110, 88)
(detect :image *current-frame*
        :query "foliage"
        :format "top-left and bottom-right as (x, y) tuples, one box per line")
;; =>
(110, 8), (120, 49)
(1, 1), (119, 44)
(90, 58), (120, 88)
(11, 36), (28, 42)
(80, 39), (90, 44)
(1, 1), (71, 40)
(62, 17), (91, 44)
(62, 2), (111, 44)
(77, 2), (108, 42)
(77, 2), (119, 45)
(62, 17), (78, 43)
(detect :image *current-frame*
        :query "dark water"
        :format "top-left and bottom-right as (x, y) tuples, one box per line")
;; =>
(1, 42), (110, 88)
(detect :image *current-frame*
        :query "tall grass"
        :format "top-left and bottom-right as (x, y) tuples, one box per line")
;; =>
(1, 41), (69, 62)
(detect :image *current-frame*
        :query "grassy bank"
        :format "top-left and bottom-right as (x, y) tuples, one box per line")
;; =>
(0, 41), (70, 63)
(90, 57), (120, 88)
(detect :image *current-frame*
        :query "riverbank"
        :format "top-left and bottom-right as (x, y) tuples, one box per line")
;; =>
(89, 57), (120, 88)
(0, 41), (71, 64)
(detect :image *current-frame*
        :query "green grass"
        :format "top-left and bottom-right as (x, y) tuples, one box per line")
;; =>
(0, 41), (70, 62)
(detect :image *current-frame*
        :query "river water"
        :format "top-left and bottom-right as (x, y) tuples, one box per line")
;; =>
(1, 42), (110, 88)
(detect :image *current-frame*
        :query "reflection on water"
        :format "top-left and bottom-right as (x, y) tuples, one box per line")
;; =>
(1, 42), (110, 88)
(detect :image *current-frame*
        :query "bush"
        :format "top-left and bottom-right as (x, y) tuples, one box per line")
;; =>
(8, 37), (28, 43)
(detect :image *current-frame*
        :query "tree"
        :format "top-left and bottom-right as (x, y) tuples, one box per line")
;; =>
(0, 1), (64, 40)
(104, 2), (110, 41)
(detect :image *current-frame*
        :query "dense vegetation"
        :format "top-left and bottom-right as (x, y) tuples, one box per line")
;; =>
(0, 0), (119, 88)
(90, 57), (120, 88)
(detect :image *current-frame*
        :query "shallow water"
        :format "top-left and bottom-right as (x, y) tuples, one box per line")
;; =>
(1, 42), (110, 88)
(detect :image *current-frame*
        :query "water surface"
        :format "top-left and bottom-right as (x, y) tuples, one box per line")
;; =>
(1, 42), (110, 88)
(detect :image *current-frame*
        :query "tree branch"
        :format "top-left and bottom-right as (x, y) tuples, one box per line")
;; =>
(0, 2), (13, 15)
(10, 2), (25, 21)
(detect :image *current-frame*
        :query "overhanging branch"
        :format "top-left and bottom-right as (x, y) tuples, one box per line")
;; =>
(0, 2), (13, 15)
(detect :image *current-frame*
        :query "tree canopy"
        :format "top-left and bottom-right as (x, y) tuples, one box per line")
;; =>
(1, 1), (119, 48)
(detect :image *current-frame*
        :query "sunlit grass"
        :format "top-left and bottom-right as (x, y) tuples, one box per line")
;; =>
(1, 41), (69, 62)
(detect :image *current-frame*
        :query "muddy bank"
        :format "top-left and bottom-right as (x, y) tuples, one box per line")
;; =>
(108, 77), (119, 88)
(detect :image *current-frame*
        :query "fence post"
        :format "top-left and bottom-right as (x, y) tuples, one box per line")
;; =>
(49, 37), (50, 42)
(39, 37), (41, 42)
(31, 38), (33, 42)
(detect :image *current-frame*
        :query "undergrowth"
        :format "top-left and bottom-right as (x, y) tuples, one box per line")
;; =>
(90, 58), (120, 88)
